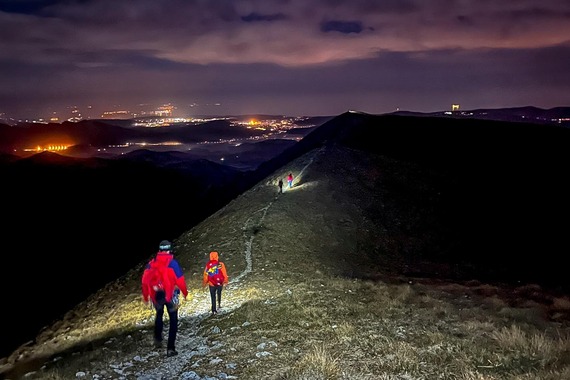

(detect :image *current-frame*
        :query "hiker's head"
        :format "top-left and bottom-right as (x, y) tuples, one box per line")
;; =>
(210, 251), (219, 260)
(159, 240), (172, 251)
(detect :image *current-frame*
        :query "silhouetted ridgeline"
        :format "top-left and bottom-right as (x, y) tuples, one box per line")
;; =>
(257, 112), (570, 290)
(391, 105), (570, 127)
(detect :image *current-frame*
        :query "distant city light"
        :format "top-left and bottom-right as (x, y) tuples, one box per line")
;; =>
(23, 144), (70, 152)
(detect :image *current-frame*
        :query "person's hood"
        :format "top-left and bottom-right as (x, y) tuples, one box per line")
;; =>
(155, 251), (173, 264)
(209, 251), (219, 261)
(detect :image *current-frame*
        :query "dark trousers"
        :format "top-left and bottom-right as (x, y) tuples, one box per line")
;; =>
(209, 285), (223, 313)
(154, 290), (179, 350)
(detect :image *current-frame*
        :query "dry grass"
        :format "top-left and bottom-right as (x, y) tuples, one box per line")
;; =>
(183, 274), (570, 380)
(20, 265), (570, 380)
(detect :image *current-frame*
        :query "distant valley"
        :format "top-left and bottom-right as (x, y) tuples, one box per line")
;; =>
(0, 114), (332, 168)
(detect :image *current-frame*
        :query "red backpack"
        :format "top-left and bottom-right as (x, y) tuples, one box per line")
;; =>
(146, 256), (173, 300)
(206, 260), (225, 286)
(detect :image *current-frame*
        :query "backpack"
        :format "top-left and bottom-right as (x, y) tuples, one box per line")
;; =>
(147, 257), (171, 294)
(206, 260), (225, 286)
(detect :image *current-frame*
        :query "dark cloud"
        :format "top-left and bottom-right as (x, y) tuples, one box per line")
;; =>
(0, 0), (59, 15)
(320, 20), (363, 34)
(241, 12), (287, 22)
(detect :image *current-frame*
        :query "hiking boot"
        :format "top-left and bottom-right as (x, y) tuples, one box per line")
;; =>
(211, 311), (218, 316)
(153, 338), (163, 348)
(167, 349), (178, 357)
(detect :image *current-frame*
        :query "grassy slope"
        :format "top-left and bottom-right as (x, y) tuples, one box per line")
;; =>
(2, 138), (570, 379)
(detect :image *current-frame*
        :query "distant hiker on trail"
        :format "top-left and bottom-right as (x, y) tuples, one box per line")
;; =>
(287, 173), (293, 188)
(278, 178), (283, 193)
(142, 240), (188, 357)
(202, 251), (228, 316)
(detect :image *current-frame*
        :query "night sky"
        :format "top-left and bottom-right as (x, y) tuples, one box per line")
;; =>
(1, 0), (569, 119)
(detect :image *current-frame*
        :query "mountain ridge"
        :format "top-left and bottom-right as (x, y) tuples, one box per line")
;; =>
(1, 111), (570, 379)
(390, 105), (570, 126)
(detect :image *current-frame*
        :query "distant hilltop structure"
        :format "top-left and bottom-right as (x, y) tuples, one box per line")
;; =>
(444, 104), (467, 116)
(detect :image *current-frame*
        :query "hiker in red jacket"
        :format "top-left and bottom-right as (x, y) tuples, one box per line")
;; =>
(287, 173), (293, 188)
(142, 240), (188, 357)
(202, 251), (228, 316)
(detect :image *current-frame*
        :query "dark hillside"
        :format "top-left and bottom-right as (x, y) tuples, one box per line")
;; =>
(122, 139), (299, 171)
(0, 151), (250, 359)
(256, 112), (570, 291)
(116, 149), (243, 190)
(0, 121), (140, 152)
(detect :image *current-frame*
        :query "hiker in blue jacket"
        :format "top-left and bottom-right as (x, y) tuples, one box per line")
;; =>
(142, 240), (188, 357)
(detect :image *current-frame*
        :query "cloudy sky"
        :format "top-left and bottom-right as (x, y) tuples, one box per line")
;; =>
(1, 0), (570, 119)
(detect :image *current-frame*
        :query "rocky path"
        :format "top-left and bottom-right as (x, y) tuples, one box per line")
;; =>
(5, 149), (323, 380)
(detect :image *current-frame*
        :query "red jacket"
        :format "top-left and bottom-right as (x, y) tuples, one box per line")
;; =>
(142, 251), (188, 304)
